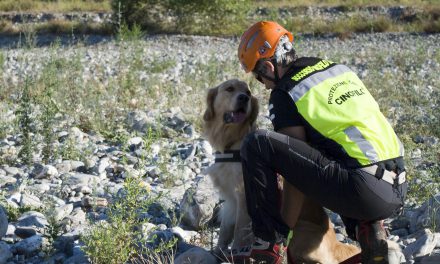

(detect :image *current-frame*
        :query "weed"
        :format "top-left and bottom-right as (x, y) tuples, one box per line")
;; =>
(0, 200), (36, 223)
(0, 51), (4, 74)
(117, 23), (144, 42)
(34, 21), (114, 36)
(59, 135), (81, 161)
(423, 19), (440, 33)
(0, 20), (16, 34)
(0, 0), (110, 12)
(42, 209), (64, 257)
(38, 57), (61, 164)
(16, 78), (34, 166)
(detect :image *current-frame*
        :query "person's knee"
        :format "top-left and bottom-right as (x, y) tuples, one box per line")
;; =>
(241, 129), (268, 158)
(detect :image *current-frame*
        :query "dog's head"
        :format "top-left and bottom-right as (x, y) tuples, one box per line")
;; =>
(203, 79), (258, 125)
(203, 79), (258, 150)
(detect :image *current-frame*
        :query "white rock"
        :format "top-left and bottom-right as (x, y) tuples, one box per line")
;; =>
(0, 175), (17, 187)
(54, 204), (74, 222)
(171, 226), (199, 243)
(20, 193), (42, 208)
(403, 229), (438, 259)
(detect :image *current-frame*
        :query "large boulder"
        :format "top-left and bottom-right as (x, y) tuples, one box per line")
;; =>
(403, 229), (439, 261)
(12, 234), (43, 256)
(180, 176), (219, 230)
(413, 193), (440, 233)
(0, 205), (7, 238)
(0, 241), (12, 264)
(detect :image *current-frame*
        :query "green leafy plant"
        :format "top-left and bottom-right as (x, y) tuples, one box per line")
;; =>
(111, 0), (251, 35)
(43, 210), (64, 257)
(16, 78), (35, 166)
(82, 176), (177, 264)
(39, 57), (61, 164)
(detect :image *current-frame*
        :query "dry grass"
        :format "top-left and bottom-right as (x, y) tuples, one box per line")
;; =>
(0, 0), (438, 13)
(0, 20), (15, 34)
(35, 20), (113, 35)
(0, 0), (110, 12)
(0, 20), (113, 35)
(255, 0), (439, 8)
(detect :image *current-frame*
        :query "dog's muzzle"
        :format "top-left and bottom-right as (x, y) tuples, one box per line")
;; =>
(223, 94), (250, 124)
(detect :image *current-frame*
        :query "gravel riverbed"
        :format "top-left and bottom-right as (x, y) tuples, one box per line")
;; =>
(0, 33), (439, 263)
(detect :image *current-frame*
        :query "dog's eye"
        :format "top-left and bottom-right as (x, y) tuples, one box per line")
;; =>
(226, 86), (234, 92)
(246, 90), (251, 96)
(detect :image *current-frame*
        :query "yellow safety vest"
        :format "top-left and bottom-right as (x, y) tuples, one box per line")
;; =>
(286, 59), (404, 166)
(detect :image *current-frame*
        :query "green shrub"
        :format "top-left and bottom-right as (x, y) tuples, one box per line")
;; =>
(82, 176), (177, 264)
(423, 19), (440, 33)
(0, 0), (36, 12)
(169, 0), (251, 35)
(111, 0), (251, 35)
(16, 79), (35, 166)
(0, 51), (3, 74)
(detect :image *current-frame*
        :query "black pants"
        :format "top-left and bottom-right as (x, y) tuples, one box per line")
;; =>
(240, 129), (407, 241)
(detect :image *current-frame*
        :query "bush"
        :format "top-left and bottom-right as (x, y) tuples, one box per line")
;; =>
(82, 176), (177, 264)
(169, 0), (251, 35)
(111, 0), (251, 35)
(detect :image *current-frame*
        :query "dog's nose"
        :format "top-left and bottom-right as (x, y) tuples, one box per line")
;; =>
(237, 94), (249, 103)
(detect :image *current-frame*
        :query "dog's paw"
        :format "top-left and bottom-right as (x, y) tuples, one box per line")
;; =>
(387, 240), (406, 264)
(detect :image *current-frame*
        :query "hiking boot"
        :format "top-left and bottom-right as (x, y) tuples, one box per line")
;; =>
(224, 237), (286, 264)
(356, 220), (389, 264)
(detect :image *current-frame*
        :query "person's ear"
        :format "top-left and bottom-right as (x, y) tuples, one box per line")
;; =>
(262, 60), (275, 74)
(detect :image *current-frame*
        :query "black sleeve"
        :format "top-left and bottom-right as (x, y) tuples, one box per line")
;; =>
(269, 89), (304, 131)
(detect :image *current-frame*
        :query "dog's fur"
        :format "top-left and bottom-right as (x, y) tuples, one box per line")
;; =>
(202, 79), (361, 263)
(282, 182), (361, 263)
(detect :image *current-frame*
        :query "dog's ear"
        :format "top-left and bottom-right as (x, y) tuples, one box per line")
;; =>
(249, 95), (259, 126)
(203, 87), (218, 121)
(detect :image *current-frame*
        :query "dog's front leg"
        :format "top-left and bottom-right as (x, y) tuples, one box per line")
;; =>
(215, 201), (235, 253)
(231, 195), (253, 251)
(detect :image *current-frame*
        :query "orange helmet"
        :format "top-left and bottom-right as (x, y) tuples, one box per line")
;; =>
(238, 21), (293, 73)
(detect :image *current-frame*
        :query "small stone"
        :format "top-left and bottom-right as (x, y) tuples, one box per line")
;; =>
(2, 166), (22, 177)
(32, 163), (58, 179)
(128, 137), (144, 151)
(81, 197), (108, 208)
(15, 227), (37, 238)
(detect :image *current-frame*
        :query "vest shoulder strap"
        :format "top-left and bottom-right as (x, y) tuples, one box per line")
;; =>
(275, 57), (338, 93)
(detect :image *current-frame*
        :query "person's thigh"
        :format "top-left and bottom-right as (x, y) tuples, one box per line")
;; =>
(241, 129), (394, 220)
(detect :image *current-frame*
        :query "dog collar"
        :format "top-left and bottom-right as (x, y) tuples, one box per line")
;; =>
(214, 150), (242, 163)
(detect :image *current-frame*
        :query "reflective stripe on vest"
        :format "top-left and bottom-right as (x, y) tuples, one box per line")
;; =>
(287, 61), (403, 165)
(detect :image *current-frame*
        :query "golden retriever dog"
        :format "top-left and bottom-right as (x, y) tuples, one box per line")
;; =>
(202, 79), (361, 263)
(203, 79), (259, 254)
